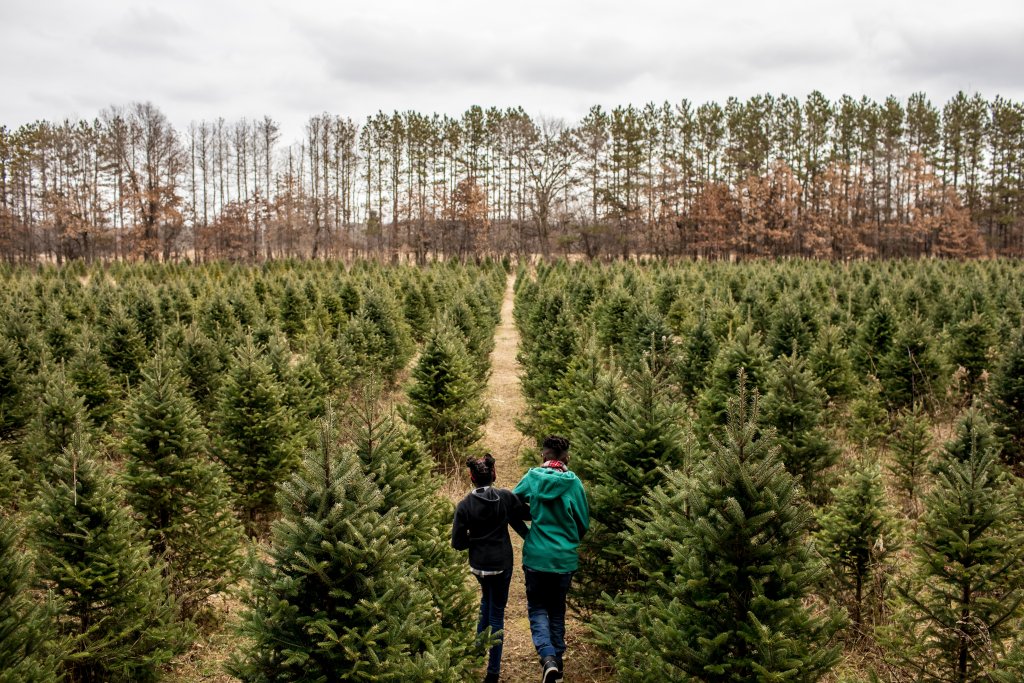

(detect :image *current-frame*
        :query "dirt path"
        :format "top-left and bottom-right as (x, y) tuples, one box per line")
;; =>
(474, 274), (612, 683)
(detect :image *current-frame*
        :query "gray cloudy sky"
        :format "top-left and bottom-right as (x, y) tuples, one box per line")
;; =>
(3, 0), (1023, 140)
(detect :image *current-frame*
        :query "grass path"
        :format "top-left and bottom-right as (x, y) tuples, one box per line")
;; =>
(470, 274), (612, 683)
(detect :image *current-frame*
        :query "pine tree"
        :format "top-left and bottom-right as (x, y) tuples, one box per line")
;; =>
(31, 431), (185, 682)
(100, 305), (149, 384)
(816, 461), (900, 634)
(675, 310), (718, 400)
(988, 327), (1024, 467)
(67, 333), (119, 428)
(230, 415), (469, 682)
(347, 395), (480, 675)
(572, 362), (694, 611)
(594, 375), (844, 681)
(809, 324), (855, 402)
(211, 338), (303, 532)
(879, 420), (1024, 682)
(175, 325), (225, 415)
(0, 336), (28, 441)
(19, 364), (90, 481)
(697, 322), (770, 437)
(941, 402), (999, 465)
(0, 516), (61, 683)
(406, 323), (487, 471)
(889, 403), (932, 514)
(122, 354), (244, 618)
(877, 314), (944, 410)
(848, 375), (889, 451)
(947, 311), (994, 396)
(761, 350), (838, 502)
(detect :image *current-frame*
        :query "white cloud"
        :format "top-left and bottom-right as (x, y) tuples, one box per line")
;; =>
(2, 0), (1022, 141)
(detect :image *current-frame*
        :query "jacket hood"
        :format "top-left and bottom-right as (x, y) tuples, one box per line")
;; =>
(527, 467), (581, 501)
(470, 486), (500, 503)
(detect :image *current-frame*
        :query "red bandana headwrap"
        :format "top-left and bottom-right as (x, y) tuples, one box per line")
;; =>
(541, 460), (568, 472)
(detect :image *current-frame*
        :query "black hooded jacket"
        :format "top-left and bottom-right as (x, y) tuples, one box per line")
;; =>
(451, 486), (531, 572)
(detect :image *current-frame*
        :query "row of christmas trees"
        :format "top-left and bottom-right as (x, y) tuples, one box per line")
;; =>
(0, 259), (508, 681)
(514, 259), (1024, 680)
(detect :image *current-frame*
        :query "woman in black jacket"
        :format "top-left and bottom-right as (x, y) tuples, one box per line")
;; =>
(452, 454), (530, 683)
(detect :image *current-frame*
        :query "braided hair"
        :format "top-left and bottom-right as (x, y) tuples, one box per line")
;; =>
(542, 435), (570, 460)
(466, 454), (496, 486)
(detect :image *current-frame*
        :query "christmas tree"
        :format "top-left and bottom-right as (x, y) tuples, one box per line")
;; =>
(761, 349), (838, 502)
(879, 417), (1024, 681)
(347, 395), (480, 674)
(888, 403), (932, 514)
(674, 308), (718, 400)
(67, 332), (119, 428)
(594, 375), (844, 681)
(0, 335), (28, 441)
(696, 322), (770, 437)
(230, 415), (470, 682)
(31, 430), (185, 682)
(19, 363), (90, 481)
(940, 402), (998, 465)
(175, 324), (225, 416)
(0, 516), (61, 683)
(877, 314), (943, 410)
(122, 353), (244, 618)
(815, 461), (899, 633)
(406, 323), (487, 471)
(572, 361), (693, 611)
(100, 304), (149, 384)
(947, 311), (994, 397)
(988, 327), (1024, 467)
(211, 337), (303, 532)
(809, 324), (855, 402)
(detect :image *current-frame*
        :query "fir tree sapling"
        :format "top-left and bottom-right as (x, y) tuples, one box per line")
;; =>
(571, 361), (693, 611)
(0, 516), (61, 683)
(988, 327), (1024, 467)
(230, 414), (471, 682)
(122, 353), (244, 618)
(879, 410), (1024, 682)
(211, 337), (303, 532)
(888, 403), (932, 515)
(816, 461), (900, 634)
(406, 323), (487, 472)
(31, 430), (185, 683)
(594, 374), (844, 681)
(761, 349), (839, 503)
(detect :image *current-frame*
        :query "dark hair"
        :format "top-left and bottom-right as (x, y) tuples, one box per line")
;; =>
(542, 435), (570, 459)
(466, 454), (496, 485)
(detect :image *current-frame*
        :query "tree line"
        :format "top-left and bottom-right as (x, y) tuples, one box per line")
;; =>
(1, 92), (1022, 263)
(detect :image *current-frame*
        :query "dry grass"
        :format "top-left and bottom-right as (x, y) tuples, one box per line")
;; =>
(465, 274), (614, 683)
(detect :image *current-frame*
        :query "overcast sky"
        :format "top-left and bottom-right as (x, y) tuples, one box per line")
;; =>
(3, 0), (1023, 141)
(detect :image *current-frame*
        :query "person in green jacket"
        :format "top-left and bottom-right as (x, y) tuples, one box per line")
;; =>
(513, 435), (589, 683)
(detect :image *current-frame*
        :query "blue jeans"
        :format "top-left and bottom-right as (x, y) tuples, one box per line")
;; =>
(524, 567), (573, 662)
(475, 568), (513, 675)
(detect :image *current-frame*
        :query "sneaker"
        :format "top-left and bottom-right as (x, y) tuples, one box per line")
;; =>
(541, 655), (560, 683)
(483, 674), (499, 683)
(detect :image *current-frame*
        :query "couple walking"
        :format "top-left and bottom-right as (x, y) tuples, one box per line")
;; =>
(452, 436), (589, 683)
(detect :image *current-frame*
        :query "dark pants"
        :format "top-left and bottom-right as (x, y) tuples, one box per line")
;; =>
(475, 568), (513, 676)
(524, 567), (573, 662)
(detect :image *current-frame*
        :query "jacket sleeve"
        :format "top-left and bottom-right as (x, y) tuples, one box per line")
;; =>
(572, 481), (590, 539)
(506, 490), (531, 539)
(451, 501), (470, 551)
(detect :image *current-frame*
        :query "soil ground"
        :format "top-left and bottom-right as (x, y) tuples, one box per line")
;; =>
(462, 274), (613, 683)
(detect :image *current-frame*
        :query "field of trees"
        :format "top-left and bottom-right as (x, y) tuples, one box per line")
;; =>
(2, 92), (1023, 263)
(3, 255), (1024, 682)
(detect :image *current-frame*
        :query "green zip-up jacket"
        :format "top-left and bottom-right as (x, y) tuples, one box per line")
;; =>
(513, 467), (589, 573)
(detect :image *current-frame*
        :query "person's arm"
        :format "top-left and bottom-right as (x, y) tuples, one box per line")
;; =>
(507, 490), (531, 538)
(572, 481), (590, 539)
(451, 501), (470, 551)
